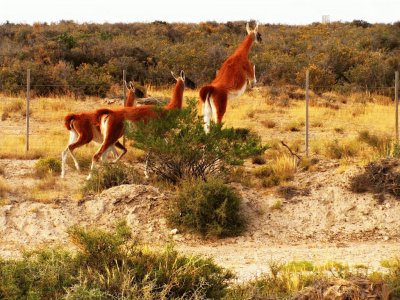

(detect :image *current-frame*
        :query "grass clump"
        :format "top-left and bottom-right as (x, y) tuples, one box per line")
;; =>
(358, 130), (392, 156)
(84, 162), (143, 194)
(284, 120), (304, 132)
(380, 258), (400, 298)
(254, 166), (281, 187)
(299, 157), (319, 171)
(0, 221), (232, 299)
(34, 157), (62, 178)
(254, 155), (297, 188)
(168, 178), (245, 238)
(225, 261), (317, 299)
(2, 99), (24, 115)
(324, 139), (359, 159)
(225, 260), (395, 300)
(261, 120), (277, 128)
(0, 178), (12, 198)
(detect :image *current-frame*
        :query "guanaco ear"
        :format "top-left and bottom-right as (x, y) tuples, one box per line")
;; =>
(128, 81), (135, 91)
(171, 71), (178, 81)
(246, 22), (251, 34)
(180, 70), (185, 82)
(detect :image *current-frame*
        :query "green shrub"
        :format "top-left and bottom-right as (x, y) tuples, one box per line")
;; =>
(0, 221), (232, 299)
(68, 221), (132, 269)
(127, 98), (267, 184)
(64, 284), (106, 300)
(0, 248), (76, 299)
(34, 157), (62, 178)
(168, 178), (245, 237)
(84, 162), (143, 193)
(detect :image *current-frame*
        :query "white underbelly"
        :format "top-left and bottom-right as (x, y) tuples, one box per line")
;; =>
(228, 82), (247, 100)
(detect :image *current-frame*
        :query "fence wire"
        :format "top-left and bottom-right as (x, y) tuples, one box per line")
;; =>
(0, 70), (399, 155)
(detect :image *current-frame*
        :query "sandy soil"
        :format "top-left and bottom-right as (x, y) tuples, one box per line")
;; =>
(0, 158), (399, 281)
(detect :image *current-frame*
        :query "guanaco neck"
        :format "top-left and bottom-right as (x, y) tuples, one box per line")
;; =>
(165, 79), (184, 110)
(234, 33), (256, 57)
(125, 90), (135, 107)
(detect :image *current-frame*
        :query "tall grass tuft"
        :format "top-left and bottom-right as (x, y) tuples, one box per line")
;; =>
(358, 130), (392, 157)
(34, 157), (62, 178)
(324, 139), (359, 159)
(254, 155), (297, 187)
(83, 162), (143, 193)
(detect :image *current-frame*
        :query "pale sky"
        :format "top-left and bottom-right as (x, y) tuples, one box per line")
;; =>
(1, 0), (399, 25)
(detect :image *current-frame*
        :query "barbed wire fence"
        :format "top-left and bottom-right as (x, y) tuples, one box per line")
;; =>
(0, 69), (399, 156)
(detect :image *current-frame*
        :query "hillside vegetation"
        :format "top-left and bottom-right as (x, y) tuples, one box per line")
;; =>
(0, 20), (399, 97)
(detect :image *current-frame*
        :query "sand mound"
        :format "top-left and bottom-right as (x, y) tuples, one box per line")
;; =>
(0, 180), (171, 257)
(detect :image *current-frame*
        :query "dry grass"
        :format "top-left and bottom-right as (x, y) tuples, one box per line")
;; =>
(29, 189), (60, 203)
(253, 154), (297, 188)
(271, 155), (298, 181)
(261, 120), (277, 128)
(0, 87), (397, 165)
(35, 175), (58, 190)
(0, 177), (12, 198)
(27, 174), (74, 203)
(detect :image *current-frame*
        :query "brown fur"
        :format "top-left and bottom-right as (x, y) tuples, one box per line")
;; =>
(61, 85), (136, 177)
(199, 24), (260, 130)
(90, 74), (185, 169)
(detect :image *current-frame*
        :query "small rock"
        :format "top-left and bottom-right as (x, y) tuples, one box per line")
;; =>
(383, 236), (390, 241)
(170, 228), (178, 235)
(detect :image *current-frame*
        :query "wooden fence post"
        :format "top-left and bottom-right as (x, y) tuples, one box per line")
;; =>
(396, 71), (399, 144)
(305, 69), (309, 157)
(26, 69), (30, 152)
(122, 69), (127, 146)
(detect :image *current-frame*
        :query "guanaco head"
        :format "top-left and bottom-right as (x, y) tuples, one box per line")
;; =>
(127, 81), (136, 92)
(125, 81), (136, 107)
(167, 70), (186, 109)
(171, 70), (186, 88)
(246, 22), (262, 43)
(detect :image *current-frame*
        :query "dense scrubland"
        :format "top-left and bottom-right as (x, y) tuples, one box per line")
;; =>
(0, 20), (399, 97)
